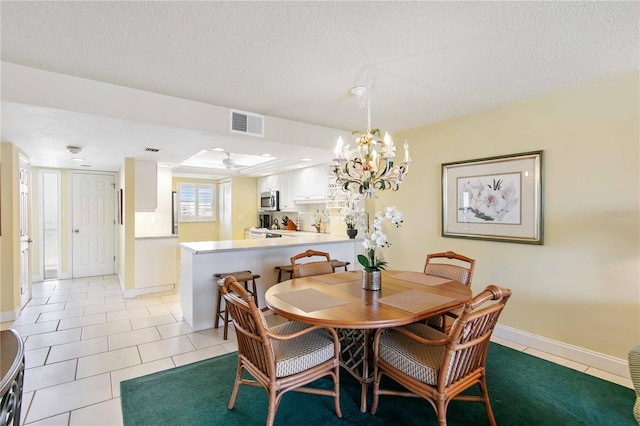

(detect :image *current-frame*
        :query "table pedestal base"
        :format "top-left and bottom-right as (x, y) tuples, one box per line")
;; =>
(338, 328), (374, 413)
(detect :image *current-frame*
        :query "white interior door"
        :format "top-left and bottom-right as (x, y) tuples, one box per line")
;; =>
(18, 155), (31, 309)
(72, 173), (115, 278)
(218, 181), (232, 240)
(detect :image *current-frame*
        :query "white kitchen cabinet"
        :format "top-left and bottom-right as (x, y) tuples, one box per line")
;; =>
(134, 236), (177, 290)
(293, 165), (326, 203)
(278, 171), (295, 211)
(135, 160), (157, 211)
(258, 175), (278, 193)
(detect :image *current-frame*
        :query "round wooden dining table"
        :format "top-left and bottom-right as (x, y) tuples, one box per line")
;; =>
(265, 269), (473, 412)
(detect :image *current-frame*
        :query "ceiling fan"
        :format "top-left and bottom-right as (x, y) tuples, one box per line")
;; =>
(222, 152), (237, 169)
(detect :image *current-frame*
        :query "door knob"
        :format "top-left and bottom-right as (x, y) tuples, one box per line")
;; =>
(74, 229), (80, 233)
(27, 238), (34, 243)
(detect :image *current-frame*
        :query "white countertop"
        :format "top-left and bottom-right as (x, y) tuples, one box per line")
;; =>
(181, 233), (360, 254)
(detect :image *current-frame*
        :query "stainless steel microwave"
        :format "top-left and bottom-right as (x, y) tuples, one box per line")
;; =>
(260, 190), (279, 211)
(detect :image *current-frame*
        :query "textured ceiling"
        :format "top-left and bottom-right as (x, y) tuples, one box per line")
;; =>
(1, 1), (638, 176)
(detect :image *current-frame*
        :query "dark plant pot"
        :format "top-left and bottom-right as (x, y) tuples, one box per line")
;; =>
(346, 228), (358, 239)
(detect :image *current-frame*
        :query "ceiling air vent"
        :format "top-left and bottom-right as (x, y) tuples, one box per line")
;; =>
(145, 147), (160, 152)
(230, 109), (264, 137)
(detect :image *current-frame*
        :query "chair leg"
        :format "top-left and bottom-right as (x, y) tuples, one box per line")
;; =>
(223, 308), (229, 340)
(250, 277), (258, 308)
(214, 285), (222, 329)
(436, 396), (448, 426)
(371, 369), (381, 414)
(266, 389), (278, 426)
(333, 366), (342, 418)
(479, 374), (497, 426)
(228, 362), (243, 409)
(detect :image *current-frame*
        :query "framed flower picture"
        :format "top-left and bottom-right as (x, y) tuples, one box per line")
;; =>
(442, 151), (543, 244)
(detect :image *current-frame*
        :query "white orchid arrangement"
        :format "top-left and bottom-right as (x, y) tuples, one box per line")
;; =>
(342, 205), (366, 230)
(358, 206), (403, 272)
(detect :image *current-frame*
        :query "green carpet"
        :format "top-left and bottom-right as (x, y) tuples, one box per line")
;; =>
(121, 343), (636, 425)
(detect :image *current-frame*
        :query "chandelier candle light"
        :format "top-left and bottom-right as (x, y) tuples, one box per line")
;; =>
(332, 132), (411, 199)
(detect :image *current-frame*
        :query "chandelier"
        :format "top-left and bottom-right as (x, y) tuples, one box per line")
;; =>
(331, 73), (412, 199)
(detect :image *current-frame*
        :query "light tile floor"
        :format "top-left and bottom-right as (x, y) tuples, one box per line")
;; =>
(1, 275), (632, 425)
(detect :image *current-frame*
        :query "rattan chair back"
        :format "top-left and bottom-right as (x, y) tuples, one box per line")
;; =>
(290, 249), (334, 278)
(423, 251), (476, 286)
(220, 276), (274, 377)
(440, 285), (510, 387)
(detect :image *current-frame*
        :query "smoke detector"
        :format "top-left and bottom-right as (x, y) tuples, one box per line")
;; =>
(66, 145), (82, 155)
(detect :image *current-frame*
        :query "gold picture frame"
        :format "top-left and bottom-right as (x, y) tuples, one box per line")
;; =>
(442, 151), (544, 244)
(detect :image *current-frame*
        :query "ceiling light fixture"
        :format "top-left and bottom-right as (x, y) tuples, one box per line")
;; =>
(71, 158), (85, 162)
(350, 86), (366, 98)
(212, 147), (225, 152)
(66, 145), (82, 155)
(331, 69), (412, 199)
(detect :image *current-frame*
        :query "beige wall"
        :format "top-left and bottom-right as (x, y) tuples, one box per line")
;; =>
(373, 71), (639, 359)
(172, 176), (219, 245)
(1, 143), (21, 318)
(0, 142), (15, 319)
(122, 158), (136, 291)
(230, 177), (258, 239)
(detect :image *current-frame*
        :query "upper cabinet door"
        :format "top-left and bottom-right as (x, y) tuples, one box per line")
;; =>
(293, 165), (326, 203)
(258, 175), (278, 193)
(278, 172), (295, 211)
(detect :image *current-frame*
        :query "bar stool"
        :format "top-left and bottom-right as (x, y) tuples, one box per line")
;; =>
(275, 259), (350, 282)
(213, 270), (260, 339)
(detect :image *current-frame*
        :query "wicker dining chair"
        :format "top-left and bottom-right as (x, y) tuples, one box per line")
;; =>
(371, 285), (511, 426)
(220, 276), (342, 426)
(424, 251), (476, 332)
(290, 249), (335, 278)
(629, 344), (640, 423)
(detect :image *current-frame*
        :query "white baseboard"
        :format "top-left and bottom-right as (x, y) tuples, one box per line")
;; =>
(108, 270), (166, 298)
(31, 271), (75, 283)
(121, 284), (175, 299)
(493, 324), (630, 379)
(0, 306), (20, 323)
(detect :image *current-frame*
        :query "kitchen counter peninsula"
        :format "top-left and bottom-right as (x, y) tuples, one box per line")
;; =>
(180, 233), (361, 331)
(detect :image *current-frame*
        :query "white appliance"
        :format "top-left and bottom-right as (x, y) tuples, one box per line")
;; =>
(247, 227), (286, 239)
(248, 227), (267, 239)
(259, 190), (279, 212)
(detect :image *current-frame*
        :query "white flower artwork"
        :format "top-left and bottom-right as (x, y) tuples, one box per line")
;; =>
(457, 173), (521, 224)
